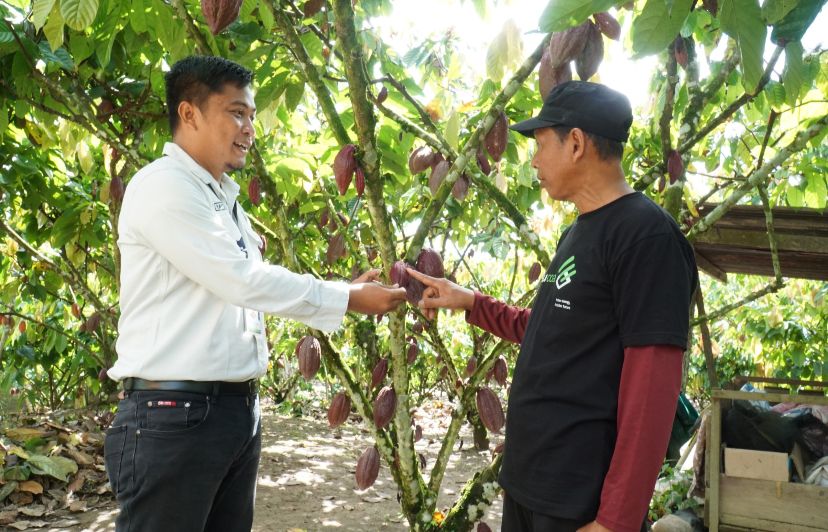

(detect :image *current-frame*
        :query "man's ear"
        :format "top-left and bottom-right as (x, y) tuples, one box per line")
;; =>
(177, 100), (199, 131)
(569, 128), (587, 161)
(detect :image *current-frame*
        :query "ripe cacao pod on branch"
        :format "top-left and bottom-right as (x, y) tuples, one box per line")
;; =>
(355, 446), (380, 489)
(476, 386), (505, 433)
(484, 112), (508, 162)
(298, 335), (321, 380)
(373, 386), (397, 429)
(575, 22), (603, 81)
(548, 21), (591, 68)
(327, 392), (351, 428)
(593, 12), (621, 40)
(334, 144), (357, 195)
(201, 0), (243, 35)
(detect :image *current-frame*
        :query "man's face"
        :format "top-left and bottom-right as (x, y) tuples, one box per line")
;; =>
(531, 127), (573, 201)
(193, 83), (256, 178)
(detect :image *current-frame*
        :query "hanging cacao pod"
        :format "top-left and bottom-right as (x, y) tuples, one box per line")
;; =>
(478, 523), (493, 532)
(408, 146), (438, 174)
(406, 339), (419, 364)
(71, 303), (81, 319)
(593, 12), (621, 40)
(476, 146), (492, 175)
(371, 358), (388, 389)
(547, 21), (592, 68)
(354, 166), (365, 197)
(575, 22), (603, 81)
(476, 386), (505, 433)
(327, 392), (351, 428)
(248, 176), (261, 206)
(355, 445), (380, 489)
(303, 0), (325, 17)
(702, 0), (718, 15)
(528, 262), (542, 283)
(428, 160), (450, 196)
(493, 356), (508, 386)
(667, 150), (683, 184)
(415, 248), (445, 278)
(333, 144), (357, 195)
(201, 0), (243, 35)
(465, 357), (477, 377)
(298, 335), (322, 380)
(539, 47), (573, 100)
(414, 424), (423, 442)
(373, 386), (397, 429)
(110, 176), (125, 205)
(674, 36), (688, 69)
(390, 260), (410, 287)
(326, 233), (346, 264)
(452, 173), (470, 201)
(376, 85), (388, 104)
(484, 112), (508, 162)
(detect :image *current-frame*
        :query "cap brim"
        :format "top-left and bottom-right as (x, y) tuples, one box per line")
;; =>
(508, 117), (560, 138)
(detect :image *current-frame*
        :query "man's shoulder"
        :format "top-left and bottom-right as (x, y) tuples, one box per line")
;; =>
(129, 156), (204, 197)
(614, 193), (680, 234)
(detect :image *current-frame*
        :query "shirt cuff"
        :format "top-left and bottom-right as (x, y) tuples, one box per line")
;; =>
(305, 281), (350, 333)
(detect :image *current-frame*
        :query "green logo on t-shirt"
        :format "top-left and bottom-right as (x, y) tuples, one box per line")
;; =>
(541, 255), (576, 289)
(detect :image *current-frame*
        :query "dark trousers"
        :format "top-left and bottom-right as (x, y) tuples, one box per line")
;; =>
(104, 390), (261, 532)
(501, 493), (590, 532)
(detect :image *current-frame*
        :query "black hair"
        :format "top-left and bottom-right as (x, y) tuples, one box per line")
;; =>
(165, 56), (254, 134)
(550, 126), (625, 161)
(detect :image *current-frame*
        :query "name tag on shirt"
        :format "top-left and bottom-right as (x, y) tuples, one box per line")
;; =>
(213, 201), (227, 212)
(244, 308), (263, 334)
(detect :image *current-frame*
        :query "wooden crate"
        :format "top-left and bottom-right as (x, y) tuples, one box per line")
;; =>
(705, 378), (828, 532)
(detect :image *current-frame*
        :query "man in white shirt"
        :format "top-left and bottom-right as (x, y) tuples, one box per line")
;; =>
(104, 56), (406, 532)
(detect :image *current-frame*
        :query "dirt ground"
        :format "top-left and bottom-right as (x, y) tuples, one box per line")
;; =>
(30, 399), (504, 532)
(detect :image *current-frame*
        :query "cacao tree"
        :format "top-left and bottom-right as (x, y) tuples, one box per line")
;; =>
(0, 0), (826, 529)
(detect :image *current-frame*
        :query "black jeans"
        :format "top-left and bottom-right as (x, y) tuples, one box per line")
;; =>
(104, 390), (261, 532)
(501, 493), (590, 532)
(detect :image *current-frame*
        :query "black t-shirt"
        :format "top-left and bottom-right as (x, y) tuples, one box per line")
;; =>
(498, 192), (698, 520)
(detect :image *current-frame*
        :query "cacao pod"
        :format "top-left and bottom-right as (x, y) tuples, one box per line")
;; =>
(71, 303), (81, 318)
(452, 174), (470, 201)
(465, 356), (477, 377)
(415, 248), (445, 278)
(98, 367), (108, 382)
(528, 262), (542, 283)
(248, 176), (261, 206)
(414, 424), (423, 442)
(405, 278), (425, 306)
(373, 386), (396, 429)
(418, 453), (426, 469)
(110, 176), (125, 205)
(201, 0), (243, 35)
(484, 112), (508, 162)
(406, 339), (419, 364)
(408, 146), (437, 174)
(493, 356), (508, 386)
(478, 523), (493, 532)
(593, 12), (621, 40)
(428, 160), (450, 196)
(476, 386), (505, 433)
(575, 22), (603, 81)
(85, 313), (101, 332)
(302, 0), (324, 17)
(18, 321), (26, 334)
(476, 146), (492, 175)
(333, 144), (357, 195)
(326, 234), (346, 264)
(390, 260), (410, 287)
(366, 246), (378, 262)
(539, 46), (573, 100)
(376, 85), (388, 104)
(371, 358), (388, 389)
(97, 99), (115, 118)
(493, 442), (505, 455)
(355, 446), (380, 490)
(327, 392), (351, 428)
(319, 209), (330, 228)
(354, 166), (365, 197)
(298, 336), (322, 380)
(412, 320), (424, 334)
(674, 36), (688, 69)
(547, 21), (591, 68)
(667, 150), (683, 184)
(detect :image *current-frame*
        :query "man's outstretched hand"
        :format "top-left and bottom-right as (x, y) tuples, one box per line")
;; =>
(405, 268), (475, 320)
(347, 269), (407, 315)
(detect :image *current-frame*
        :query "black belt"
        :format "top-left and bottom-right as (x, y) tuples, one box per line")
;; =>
(123, 377), (257, 395)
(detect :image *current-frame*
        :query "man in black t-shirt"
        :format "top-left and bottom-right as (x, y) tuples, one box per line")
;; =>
(407, 81), (698, 532)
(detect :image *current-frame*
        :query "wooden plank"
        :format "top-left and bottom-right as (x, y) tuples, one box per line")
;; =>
(694, 227), (828, 253)
(721, 513), (828, 532)
(733, 376), (828, 389)
(691, 246), (828, 280)
(709, 396), (722, 532)
(719, 475), (828, 529)
(695, 249), (728, 282)
(712, 389), (828, 406)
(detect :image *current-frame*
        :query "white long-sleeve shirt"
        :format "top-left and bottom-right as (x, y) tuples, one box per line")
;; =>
(109, 142), (350, 382)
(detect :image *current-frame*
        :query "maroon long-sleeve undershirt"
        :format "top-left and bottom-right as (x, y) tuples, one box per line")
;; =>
(465, 291), (683, 532)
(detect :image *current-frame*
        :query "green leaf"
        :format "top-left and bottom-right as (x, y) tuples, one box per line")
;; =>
(445, 111), (460, 149)
(31, 0), (57, 31)
(719, 0), (767, 92)
(0, 481), (18, 501)
(783, 41), (804, 107)
(771, 0), (826, 44)
(61, 0), (100, 31)
(471, 0), (487, 19)
(38, 41), (74, 70)
(632, 0), (693, 57)
(284, 81), (305, 112)
(762, 0), (798, 24)
(539, 0), (617, 33)
(43, 3), (65, 51)
(25, 454), (78, 482)
(130, 0), (147, 33)
(259, 0), (274, 31)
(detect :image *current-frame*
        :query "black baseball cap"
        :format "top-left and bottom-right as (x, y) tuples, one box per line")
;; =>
(510, 80), (633, 142)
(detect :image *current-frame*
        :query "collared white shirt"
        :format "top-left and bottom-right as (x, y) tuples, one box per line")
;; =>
(109, 142), (350, 382)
